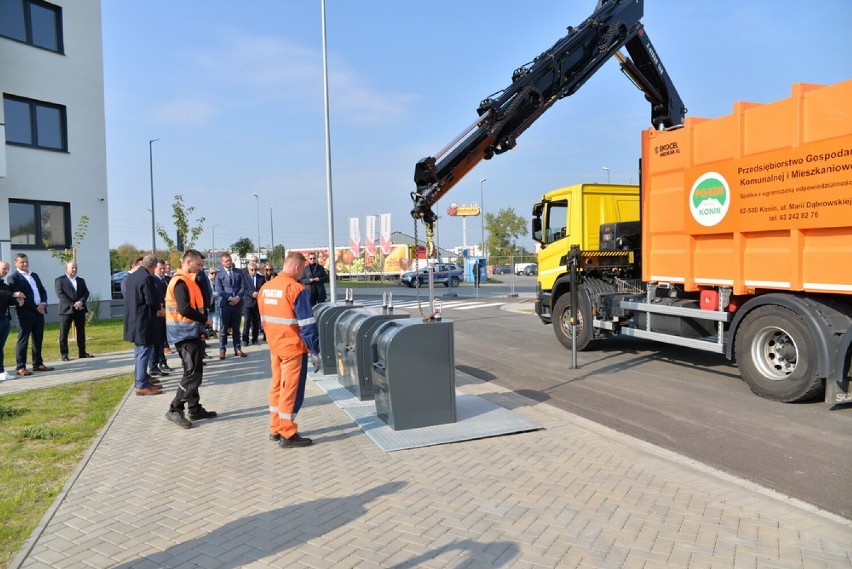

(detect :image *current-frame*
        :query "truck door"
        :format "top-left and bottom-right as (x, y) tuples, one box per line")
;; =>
(537, 199), (569, 288)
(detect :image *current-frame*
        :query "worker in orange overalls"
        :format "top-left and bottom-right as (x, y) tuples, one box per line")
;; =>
(259, 251), (320, 448)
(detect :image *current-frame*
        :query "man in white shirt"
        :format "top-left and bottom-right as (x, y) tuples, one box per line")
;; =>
(55, 261), (94, 361)
(8, 253), (54, 376)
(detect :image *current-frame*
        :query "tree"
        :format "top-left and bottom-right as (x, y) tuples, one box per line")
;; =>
(156, 194), (205, 254)
(45, 215), (89, 265)
(268, 244), (286, 267)
(231, 237), (255, 261)
(110, 242), (145, 271)
(484, 208), (528, 260)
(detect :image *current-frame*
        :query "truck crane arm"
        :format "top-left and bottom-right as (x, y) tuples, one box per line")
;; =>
(410, 0), (686, 225)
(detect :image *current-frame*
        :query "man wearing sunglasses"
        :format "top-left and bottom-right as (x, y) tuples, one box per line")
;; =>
(299, 253), (328, 306)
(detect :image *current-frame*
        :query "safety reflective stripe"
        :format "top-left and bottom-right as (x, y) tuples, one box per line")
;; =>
(297, 316), (316, 327)
(261, 315), (298, 325)
(278, 412), (297, 420)
(269, 405), (278, 413)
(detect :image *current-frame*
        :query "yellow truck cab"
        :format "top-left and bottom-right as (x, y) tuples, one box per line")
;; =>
(532, 183), (639, 321)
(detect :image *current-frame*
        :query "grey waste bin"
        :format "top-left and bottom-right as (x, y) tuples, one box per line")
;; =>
(371, 319), (456, 430)
(314, 301), (362, 375)
(336, 309), (409, 401)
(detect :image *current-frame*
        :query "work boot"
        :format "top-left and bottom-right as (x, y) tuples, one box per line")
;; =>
(279, 433), (312, 448)
(188, 407), (218, 421)
(165, 410), (192, 429)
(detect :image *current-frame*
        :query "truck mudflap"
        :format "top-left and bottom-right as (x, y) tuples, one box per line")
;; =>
(826, 326), (852, 408)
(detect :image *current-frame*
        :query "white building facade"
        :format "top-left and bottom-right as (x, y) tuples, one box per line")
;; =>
(0, 0), (110, 318)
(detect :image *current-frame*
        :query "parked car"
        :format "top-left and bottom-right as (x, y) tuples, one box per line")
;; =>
(492, 264), (512, 275)
(522, 263), (538, 276)
(515, 262), (535, 275)
(400, 263), (463, 288)
(111, 271), (127, 299)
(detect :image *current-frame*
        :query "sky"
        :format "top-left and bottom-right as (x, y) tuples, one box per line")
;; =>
(101, 0), (852, 255)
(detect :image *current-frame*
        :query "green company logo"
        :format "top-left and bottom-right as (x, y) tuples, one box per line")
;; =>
(689, 172), (730, 227)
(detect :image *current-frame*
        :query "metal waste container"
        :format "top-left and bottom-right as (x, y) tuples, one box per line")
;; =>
(336, 309), (409, 400)
(371, 319), (456, 430)
(314, 301), (362, 375)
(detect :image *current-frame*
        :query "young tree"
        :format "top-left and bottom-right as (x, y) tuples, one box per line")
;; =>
(45, 215), (89, 265)
(484, 208), (528, 259)
(231, 237), (255, 261)
(156, 194), (205, 253)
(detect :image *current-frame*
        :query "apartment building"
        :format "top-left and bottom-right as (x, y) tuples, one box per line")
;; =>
(0, 0), (110, 318)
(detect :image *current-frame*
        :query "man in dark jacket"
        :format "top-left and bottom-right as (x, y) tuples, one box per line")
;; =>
(55, 260), (95, 361)
(8, 253), (54, 376)
(241, 261), (266, 345)
(299, 253), (329, 306)
(123, 255), (163, 395)
(0, 260), (25, 381)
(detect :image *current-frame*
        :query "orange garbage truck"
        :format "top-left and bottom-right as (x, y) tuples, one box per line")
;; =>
(534, 80), (852, 403)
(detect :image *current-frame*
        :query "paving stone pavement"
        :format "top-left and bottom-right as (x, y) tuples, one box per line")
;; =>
(5, 343), (851, 568)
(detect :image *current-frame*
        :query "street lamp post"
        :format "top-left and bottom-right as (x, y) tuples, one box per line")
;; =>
(253, 194), (261, 259)
(149, 139), (159, 254)
(480, 178), (487, 260)
(211, 223), (223, 253)
(269, 205), (275, 263)
(602, 166), (610, 183)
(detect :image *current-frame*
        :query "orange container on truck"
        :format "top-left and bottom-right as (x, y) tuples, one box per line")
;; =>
(534, 80), (852, 403)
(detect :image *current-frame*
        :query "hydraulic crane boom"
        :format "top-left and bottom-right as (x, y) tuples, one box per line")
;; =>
(410, 0), (686, 224)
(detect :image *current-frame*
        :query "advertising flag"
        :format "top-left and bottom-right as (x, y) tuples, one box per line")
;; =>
(380, 213), (392, 255)
(349, 217), (361, 257)
(365, 215), (377, 256)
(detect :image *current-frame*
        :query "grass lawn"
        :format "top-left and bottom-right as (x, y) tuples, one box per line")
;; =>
(0, 317), (130, 567)
(3, 317), (129, 370)
(0, 374), (131, 568)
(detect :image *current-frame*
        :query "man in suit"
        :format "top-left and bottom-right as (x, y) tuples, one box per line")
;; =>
(8, 253), (54, 376)
(241, 261), (266, 346)
(0, 260), (26, 380)
(123, 255), (164, 395)
(148, 259), (172, 376)
(215, 253), (248, 359)
(55, 260), (95, 361)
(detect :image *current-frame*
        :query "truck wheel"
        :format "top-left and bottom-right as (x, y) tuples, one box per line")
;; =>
(552, 292), (593, 351)
(735, 305), (822, 402)
(449, 276), (460, 287)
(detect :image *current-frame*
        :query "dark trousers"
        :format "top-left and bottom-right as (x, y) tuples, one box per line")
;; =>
(170, 338), (205, 413)
(151, 317), (166, 369)
(219, 304), (243, 351)
(58, 311), (87, 357)
(242, 305), (260, 344)
(15, 314), (45, 369)
(0, 316), (10, 372)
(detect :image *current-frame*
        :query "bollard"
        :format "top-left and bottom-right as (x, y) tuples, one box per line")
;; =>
(371, 319), (456, 430)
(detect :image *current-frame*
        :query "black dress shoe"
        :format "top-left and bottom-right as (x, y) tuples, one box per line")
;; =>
(61, 355), (70, 361)
(148, 368), (163, 377)
(79, 353), (95, 358)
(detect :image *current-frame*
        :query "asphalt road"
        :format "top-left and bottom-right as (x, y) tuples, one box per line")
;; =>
(348, 278), (852, 519)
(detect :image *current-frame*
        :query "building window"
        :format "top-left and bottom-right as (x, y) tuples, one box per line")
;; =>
(0, 0), (63, 53)
(9, 199), (70, 249)
(3, 94), (67, 151)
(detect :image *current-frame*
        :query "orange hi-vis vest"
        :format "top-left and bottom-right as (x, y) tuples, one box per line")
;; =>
(259, 274), (311, 357)
(165, 269), (205, 344)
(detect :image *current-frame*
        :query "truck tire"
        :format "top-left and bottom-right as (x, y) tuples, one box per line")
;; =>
(735, 305), (823, 402)
(552, 292), (593, 351)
